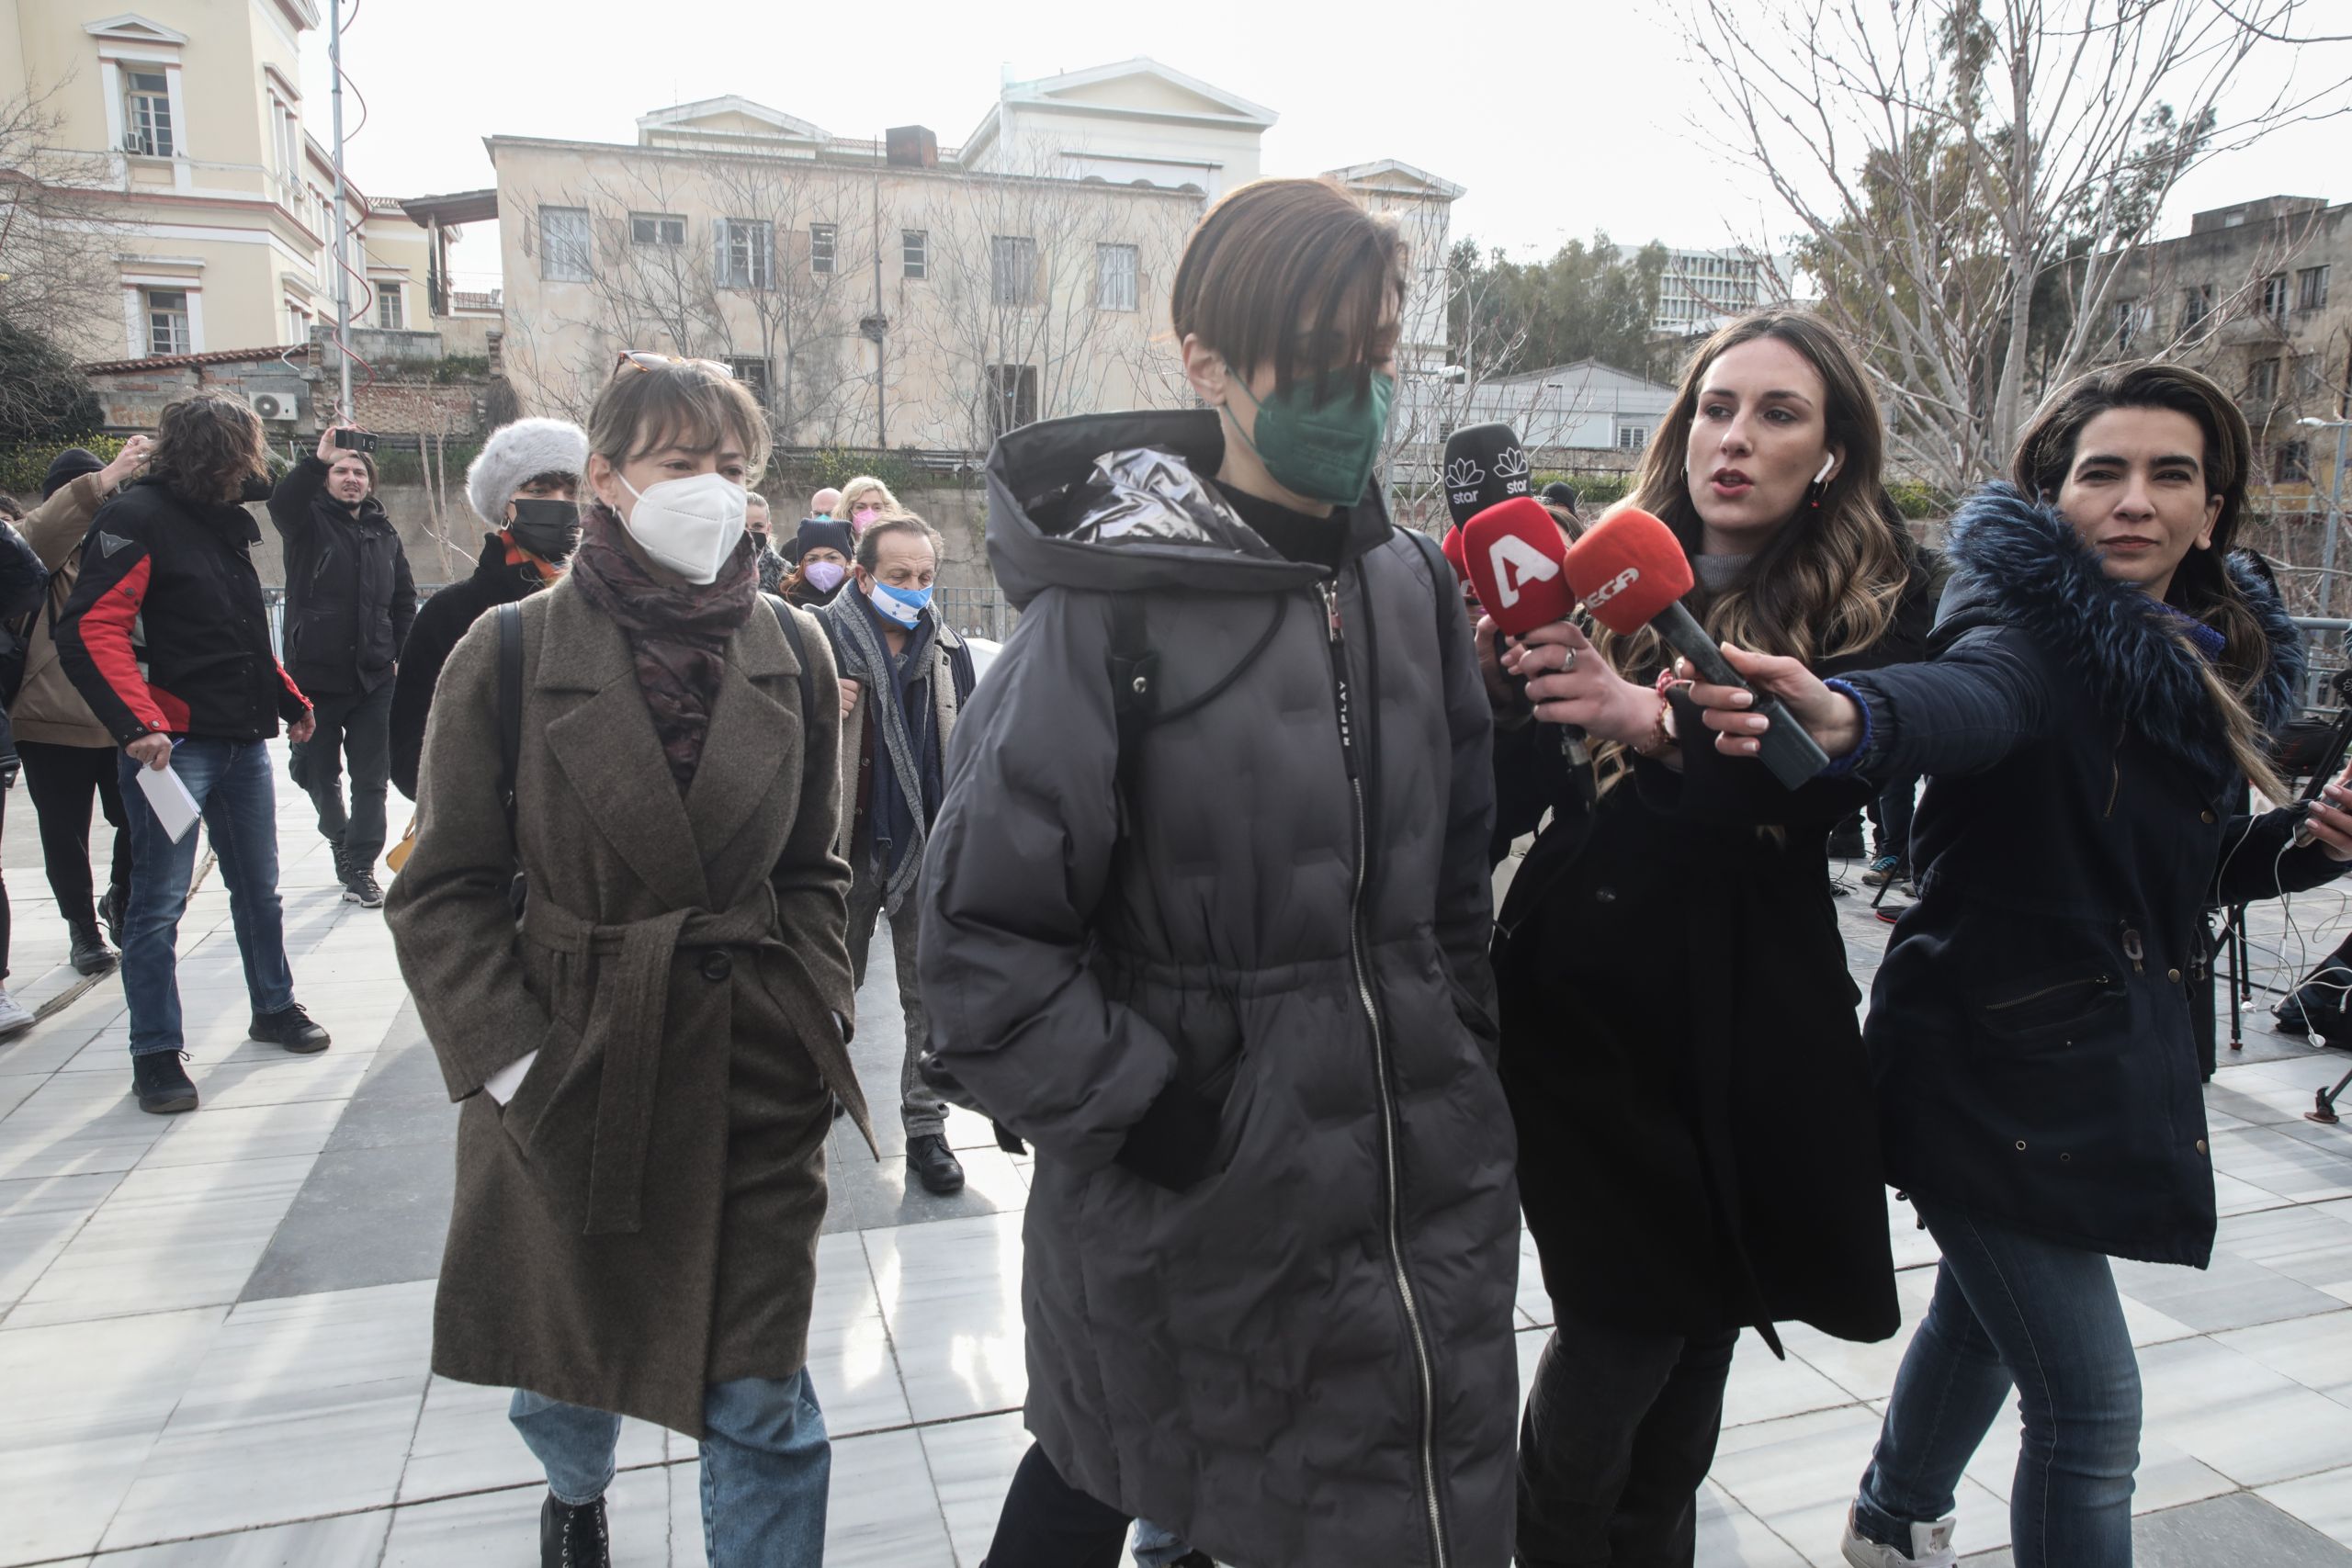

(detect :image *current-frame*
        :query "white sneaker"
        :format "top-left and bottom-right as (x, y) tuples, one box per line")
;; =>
(1841, 1508), (1957, 1568)
(0, 989), (35, 1037)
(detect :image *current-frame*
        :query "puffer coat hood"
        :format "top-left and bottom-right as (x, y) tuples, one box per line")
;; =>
(923, 410), (1521, 1567)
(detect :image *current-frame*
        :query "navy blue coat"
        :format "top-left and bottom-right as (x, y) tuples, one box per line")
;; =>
(1842, 484), (2338, 1267)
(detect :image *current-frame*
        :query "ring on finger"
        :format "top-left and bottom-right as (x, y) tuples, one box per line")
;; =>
(1561, 648), (1577, 671)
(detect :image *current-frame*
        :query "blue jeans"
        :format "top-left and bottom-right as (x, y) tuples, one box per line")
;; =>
(510, 1372), (831, 1567)
(120, 741), (294, 1057)
(1853, 1198), (2141, 1568)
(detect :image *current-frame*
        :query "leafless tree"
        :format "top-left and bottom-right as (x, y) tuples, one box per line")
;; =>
(896, 156), (1196, 450)
(0, 84), (133, 364)
(1678, 0), (2351, 491)
(1382, 232), (1544, 535)
(702, 154), (865, 443)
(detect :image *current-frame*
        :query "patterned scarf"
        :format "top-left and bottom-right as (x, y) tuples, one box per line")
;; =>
(569, 502), (757, 791)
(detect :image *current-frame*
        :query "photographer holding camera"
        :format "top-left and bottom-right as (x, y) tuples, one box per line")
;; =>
(268, 421), (416, 908)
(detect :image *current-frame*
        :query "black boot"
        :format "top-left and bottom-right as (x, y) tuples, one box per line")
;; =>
(98, 886), (128, 949)
(249, 1001), (332, 1054)
(132, 1051), (198, 1114)
(907, 1133), (967, 1194)
(68, 919), (118, 976)
(539, 1492), (609, 1568)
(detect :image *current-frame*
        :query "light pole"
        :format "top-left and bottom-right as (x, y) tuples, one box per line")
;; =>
(2300, 416), (2351, 616)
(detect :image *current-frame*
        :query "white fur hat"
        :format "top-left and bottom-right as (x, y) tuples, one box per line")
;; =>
(466, 418), (589, 528)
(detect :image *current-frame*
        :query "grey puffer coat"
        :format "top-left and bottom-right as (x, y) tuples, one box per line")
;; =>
(918, 409), (1520, 1568)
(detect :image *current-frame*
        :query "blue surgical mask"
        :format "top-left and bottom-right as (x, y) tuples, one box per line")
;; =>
(866, 578), (932, 628)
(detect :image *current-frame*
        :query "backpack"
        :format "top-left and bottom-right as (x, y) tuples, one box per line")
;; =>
(492, 593), (818, 892)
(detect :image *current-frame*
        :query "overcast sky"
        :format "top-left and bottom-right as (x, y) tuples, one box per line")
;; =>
(302, 0), (2350, 292)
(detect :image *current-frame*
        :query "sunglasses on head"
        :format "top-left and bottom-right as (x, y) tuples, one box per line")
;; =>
(614, 350), (736, 378)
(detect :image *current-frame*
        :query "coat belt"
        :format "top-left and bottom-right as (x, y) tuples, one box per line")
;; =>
(521, 889), (847, 1235)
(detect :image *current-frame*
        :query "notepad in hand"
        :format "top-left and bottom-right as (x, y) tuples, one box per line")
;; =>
(136, 762), (200, 843)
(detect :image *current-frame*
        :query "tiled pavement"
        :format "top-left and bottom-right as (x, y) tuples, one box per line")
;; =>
(1, 754), (2349, 1566)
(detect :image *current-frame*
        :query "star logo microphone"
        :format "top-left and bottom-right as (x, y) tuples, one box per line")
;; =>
(1442, 423), (1534, 531)
(1562, 507), (1831, 790)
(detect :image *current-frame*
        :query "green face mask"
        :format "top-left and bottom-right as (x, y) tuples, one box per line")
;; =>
(1224, 367), (1396, 507)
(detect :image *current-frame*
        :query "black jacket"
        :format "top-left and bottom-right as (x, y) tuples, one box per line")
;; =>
(918, 412), (1518, 1568)
(1494, 555), (1939, 1353)
(0, 519), (51, 767)
(390, 534), (543, 800)
(1842, 484), (2335, 1268)
(268, 456), (417, 696)
(57, 476), (311, 744)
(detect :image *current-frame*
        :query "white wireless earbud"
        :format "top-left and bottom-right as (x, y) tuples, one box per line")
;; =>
(1815, 454), (1837, 485)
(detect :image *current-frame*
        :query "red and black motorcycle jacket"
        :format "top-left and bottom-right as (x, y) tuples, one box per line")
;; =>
(55, 476), (311, 745)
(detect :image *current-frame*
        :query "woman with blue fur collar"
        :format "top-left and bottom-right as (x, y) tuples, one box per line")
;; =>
(1687, 362), (2352, 1568)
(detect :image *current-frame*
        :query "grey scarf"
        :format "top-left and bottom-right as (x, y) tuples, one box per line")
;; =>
(823, 590), (937, 915)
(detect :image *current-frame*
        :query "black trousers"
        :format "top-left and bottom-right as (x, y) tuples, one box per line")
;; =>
(1516, 1306), (1740, 1568)
(17, 740), (131, 931)
(984, 1443), (1131, 1568)
(291, 679), (393, 870)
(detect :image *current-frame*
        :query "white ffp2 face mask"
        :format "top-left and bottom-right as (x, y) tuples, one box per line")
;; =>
(614, 470), (747, 584)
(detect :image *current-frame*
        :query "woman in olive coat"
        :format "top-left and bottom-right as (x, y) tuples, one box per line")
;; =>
(387, 356), (863, 1568)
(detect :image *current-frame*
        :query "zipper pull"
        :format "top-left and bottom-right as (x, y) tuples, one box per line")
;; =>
(2122, 927), (2145, 975)
(1320, 581), (1344, 643)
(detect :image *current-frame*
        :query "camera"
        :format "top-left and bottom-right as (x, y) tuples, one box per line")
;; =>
(333, 428), (378, 453)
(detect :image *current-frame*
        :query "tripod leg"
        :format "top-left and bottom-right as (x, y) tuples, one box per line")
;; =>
(2310, 1065), (2352, 1126)
(2225, 912), (2245, 1054)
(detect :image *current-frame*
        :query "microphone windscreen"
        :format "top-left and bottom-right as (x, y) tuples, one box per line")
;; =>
(1563, 507), (1695, 637)
(1442, 423), (1533, 529)
(1440, 524), (1470, 583)
(1462, 496), (1575, 636)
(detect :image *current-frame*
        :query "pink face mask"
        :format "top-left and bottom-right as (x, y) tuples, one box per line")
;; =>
(851, 505), (883, 528)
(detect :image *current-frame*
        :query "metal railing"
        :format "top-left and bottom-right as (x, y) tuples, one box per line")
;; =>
(936, 586), (1012, 642)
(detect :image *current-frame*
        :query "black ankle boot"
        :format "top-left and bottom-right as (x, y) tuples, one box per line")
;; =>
(68, 919), (118, 976)
(540, 1491), (609, 1568)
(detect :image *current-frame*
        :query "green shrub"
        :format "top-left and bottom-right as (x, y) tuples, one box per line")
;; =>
(794, 447), (924, 496)
(1886, 479), (1953, 521)
(1533, 470), (1636, 509)
(0, 434), (130, 500)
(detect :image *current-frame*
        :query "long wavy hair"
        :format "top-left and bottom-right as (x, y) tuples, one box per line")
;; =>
(148, 393), (267, 504)
(2012, 361), (2283, 797)
(1604, 311), (1909, 673)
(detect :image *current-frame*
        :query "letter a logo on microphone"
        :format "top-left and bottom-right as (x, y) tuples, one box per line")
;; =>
(1487, 532), (1561, 610)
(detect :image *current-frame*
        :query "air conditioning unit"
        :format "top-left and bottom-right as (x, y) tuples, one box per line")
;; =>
(247, 389), (299, 423)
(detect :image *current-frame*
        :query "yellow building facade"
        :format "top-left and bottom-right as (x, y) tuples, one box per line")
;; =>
(3, 0), (431, 364)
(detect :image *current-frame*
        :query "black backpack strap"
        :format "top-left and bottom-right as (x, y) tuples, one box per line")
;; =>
(1404, 526), (1457, 640)
(763, 592), (817, 720)
(494, 602), (522, 842)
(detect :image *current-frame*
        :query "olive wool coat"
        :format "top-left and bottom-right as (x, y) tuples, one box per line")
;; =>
(385, 575), (867, 1436)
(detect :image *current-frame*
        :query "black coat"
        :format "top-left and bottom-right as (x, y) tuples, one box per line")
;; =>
(1494, 563), (1938, 1352)
(57, 477), (311, 744)
(390, 535), (541, 800)
(267, 456), (417, 696)
(0, 518), (51, 766)
(1842, 485), (2337, 1267)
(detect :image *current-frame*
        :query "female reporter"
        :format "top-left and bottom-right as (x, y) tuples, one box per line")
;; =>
(1685, 363), (2345, 1568)
(1487, 310), (1933, 1565)
(918, 176), (1517, 1568)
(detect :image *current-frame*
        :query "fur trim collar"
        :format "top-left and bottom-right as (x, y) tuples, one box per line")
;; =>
(1941, 483), (2303, 769)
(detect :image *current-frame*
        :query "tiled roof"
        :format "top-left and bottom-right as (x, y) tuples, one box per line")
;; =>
(81, 346), (307, 375)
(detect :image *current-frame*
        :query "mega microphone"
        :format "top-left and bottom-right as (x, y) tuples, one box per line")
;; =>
(1462, 496), (1577, 637)
(1562, 507), (1832, 790)
(1442, 422), (1534, 531)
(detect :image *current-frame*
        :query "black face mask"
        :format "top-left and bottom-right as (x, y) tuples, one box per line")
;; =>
(507, 498), (582, 561)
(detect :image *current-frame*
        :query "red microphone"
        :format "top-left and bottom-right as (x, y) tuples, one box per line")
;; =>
(1562, 507), (1829, 788)
(1461, 496), (1575, 637)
